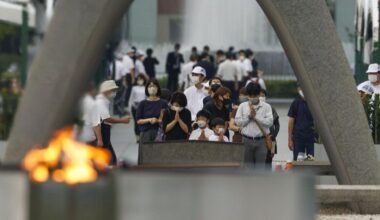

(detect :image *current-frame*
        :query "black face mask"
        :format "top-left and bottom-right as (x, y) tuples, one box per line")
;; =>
(223, 99), (232, 110)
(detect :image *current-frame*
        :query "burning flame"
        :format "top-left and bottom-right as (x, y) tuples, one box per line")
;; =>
(22, 127), (111, 185)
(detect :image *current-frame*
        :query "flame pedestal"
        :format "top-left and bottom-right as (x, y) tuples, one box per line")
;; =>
(29, 175), (116, 220)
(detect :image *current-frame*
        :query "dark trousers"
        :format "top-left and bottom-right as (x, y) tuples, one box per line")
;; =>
(124, 73), (133, 107)
(114, 79), (126, 116)
(265, 150), (273, 169)
(292, 137), (314, 161)
(101, 123), (117, 165)
(242, 137), (267, 169)
(167, 72), (179, 92)
(131, 106), (140, 136)
(223, 80), (238, 104)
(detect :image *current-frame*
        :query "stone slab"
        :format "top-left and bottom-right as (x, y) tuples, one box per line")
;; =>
(139, 141), (245, 165)
(317, 185), (380, 203)
(0, 172), (28, 220)
(116, 171), (316, 220)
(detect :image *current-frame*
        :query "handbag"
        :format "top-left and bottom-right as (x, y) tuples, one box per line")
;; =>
(255, 119), (273, 151)
(154, 124), (166, 142)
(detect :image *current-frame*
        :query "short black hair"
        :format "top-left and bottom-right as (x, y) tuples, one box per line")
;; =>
(191, 46), (197, 51)
(210, 117), (225, 128)
(200, 52), (209, 60)
(174, 43), (180, 50)
(203, 45), (210, 51)
(216, 50), (225, 56)
(170, 92), (187, 107)
(146, 48), (153, 56)
(246, 49), (253, 57)
(246, 82), (261, 96)
(239, 49), (246, 55)
(226, 52), (235, 59)
(145, 79), (162, 97)
(196, 110), (211, 120)
(136, 74), (147, 85)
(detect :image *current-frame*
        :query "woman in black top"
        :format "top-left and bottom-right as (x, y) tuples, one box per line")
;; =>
(162, 92), (192, 140)
(203, 86), (232, 138)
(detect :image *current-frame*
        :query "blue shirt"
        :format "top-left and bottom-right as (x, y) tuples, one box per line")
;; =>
(288, 96), (314, 140)
(136, 99), (168, 132)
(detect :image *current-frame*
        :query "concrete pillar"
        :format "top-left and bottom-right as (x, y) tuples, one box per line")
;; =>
(257, 0), (380, 213)
(3, 0), (133, 163)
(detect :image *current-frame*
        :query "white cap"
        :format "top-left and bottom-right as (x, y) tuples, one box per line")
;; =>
(192, 66), (206, 76)
(100, 80), (118, 93)
(366, 63), (380, 73)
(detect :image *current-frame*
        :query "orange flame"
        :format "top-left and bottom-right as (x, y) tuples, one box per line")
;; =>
(22, 127), (111, 185)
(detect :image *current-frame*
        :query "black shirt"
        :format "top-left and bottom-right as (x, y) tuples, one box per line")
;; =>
(162, 108), (192, 140)
(203, 100), (230, 138)
(288, 96), (314, 140)
(143, 56), (159, 78)
(136, 99), (168, 132)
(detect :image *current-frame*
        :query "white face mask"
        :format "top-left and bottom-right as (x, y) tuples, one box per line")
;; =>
(218, 128), (225, 134)
(369, 74), (378, 83)
(259, 97), (266, 103)
(148, 87), (158, 96)
(171, 106), (183, 112)
(107, 92), (116, 100)
(137, 80), (144, 85)
(249, 97), (260, 105)
(191, 76), (200, 84)
(298, 90), (304, 98)
(197, 120), (207, 128)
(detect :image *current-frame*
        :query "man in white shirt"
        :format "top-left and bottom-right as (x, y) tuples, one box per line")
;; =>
(184, 66), (208, 121)
(122, 48), (136, 109)
(217, 53), (240, 103)
(180, 54), (198, 91)
(79, 84), (103, 146)
(235, 83), (273, 168)
(135, 50), (147, 78)
(239, 50), (253, 77)
(96, 80), (131, 165)
(357, 63), (380, 95)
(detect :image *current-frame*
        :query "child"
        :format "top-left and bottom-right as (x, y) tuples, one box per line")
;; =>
(189, 110), (214, 141)
(209, 117), (229, 142)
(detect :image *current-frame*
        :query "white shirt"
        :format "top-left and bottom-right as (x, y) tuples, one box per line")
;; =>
(235, 101), (273, 138)
(233, 60), (246, 81)
(129, 85), (146, 109)
(135, 60), (146, 76)
(243, 58), (253, 73)
(217, 59), (239, 81)
(95, 94), (112, 125)
(180, 61), (196, 89)
(122, 55), (134, 74)
(357, 80), (380, 94)
(209, 134), (229, 142)
(79, 94), (100, 142)
(184, 85), (207, 121)
(114, 59), (126, 81)
(189, 127), (214, 140)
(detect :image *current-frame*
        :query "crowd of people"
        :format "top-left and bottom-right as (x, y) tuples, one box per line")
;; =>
(78, 44), (317, 168)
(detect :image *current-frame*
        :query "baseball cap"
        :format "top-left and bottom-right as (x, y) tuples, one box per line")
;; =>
(100, 80), (118, 93)
(192, 66), (206, 76)
(366, 63), (380, 73)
